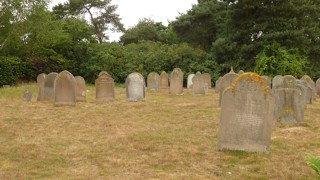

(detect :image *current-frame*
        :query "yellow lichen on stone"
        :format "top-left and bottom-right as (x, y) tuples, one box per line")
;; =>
(229, 72), (269, 94)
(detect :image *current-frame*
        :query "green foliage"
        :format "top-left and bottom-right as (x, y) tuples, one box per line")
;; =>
(254, 42), (307, 78)
(0, 56), (23, 86)
(305, 154), (320, 179)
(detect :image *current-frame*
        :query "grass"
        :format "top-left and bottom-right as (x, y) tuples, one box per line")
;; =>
(0, 83), (319, 179)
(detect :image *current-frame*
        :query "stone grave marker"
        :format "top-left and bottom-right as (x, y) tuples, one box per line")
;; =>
(187, 74), (195, 89)
(147, 72), (160, 91)
(159, 71), (169, 89)
(301, 75), (317, 101)
(95, 71), (115, 102)
(23, 89), (32, 102)
(217, 69), (238, 106)
(169, 68), (184, 95)
(75, 76), (86, 101)
(202, 73), (212, 89)
(316, 78), (320, 96)
(192, 72), (205, 95)
(217, 73), (274, 153)
(54, 70), (76, 106)
(272, 75), (283, 90)
(36, 73), (46, 101)
(44, 72), (58, 102)
(126, 72), (146, 101)
(261, 75), (271, 88)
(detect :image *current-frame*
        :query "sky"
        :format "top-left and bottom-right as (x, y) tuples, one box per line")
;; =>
(49, 0), (198, 42)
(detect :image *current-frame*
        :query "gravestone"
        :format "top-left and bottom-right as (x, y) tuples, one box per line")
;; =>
(192, 72), (205, 95)
(217, 73), (274, 153)
(299, 79), (313, 104)
(301, 75), (316, 101)
(217, 69), (238, 106)
(238, 70), (244, 75)
(36, 73), (46, 101)
(126, 72), (146, 101)
(159, 71), (169, 89)
(215, 77), (222, 93)
(54, 70), (76, 106)
(169, 68), (184, 95)
(272, 75), (283, 90)
(273, 75), (305, 123)
(23, 90), (32, 102)
(316, 78), (320, 96)
(147, 72), (160, 91)
(95, 71), (115, 102)
(202, 73), (212, 89)
(75, 76), (86, 101)
(187, 74), (195, 89)
(261, 75), (271, 88)
(296, 80), (307, 108)
(43, 72), (58, 102)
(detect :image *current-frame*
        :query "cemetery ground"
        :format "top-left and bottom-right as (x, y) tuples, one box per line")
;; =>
(0, 83), (319, 179)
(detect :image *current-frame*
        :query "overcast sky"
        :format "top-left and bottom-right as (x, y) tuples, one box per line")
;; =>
(49, 0), (198, 42)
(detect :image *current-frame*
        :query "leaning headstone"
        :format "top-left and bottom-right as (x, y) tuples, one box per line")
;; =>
(43, 72), (58, 102)
(217, 73), (274, 153)
(187, 74), (195, 89)
(273, 75), (305, 123)
(272, 75), (283, 90)
(217, 69), (238, 106)
(159, 71), (169, 89)
(202, 73), (212, 89)
(36, 73), (46, 101)
(147, 72), (160, 91)
(126, 72), (146, 101)
(169, 68), (184, 95)
(75, 76), (86, 101)
(54, 70), (76, 106)
(23, 90), (32, 102)
(316, 78), (320, 96)
(192, 72), (205, 95)
(95, 71), (115, 102)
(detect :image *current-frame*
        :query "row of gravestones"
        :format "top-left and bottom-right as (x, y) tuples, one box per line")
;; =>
(215, 70), (319, 153)
(34, 68), (212, 104)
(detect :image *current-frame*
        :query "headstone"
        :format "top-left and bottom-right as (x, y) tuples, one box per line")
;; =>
(192, 72), (205, 95)
(54, 70), (76, 106)
(169, 68), (184, 95)
(238, 70), (244, 75)
(202, 73), (212, 89)
(147, 72), (160, 91)
(75, 76), (86, 101)
(2, 85), (10, 88)
(36, 73), (46, 101)
(95, 71), (115, 102)
(126, 72), (146, 101)
(273, 75), (305, 123)
(43, 72), (58, 102)
(23, 90), (32, 102)
(299, 79), (313, 104)
(159, 71), (169, 89)
(217, 70), (238, 106)
(187, 74), (195, 89)
(217, 73), (274, 153)
(301, 75), (316, 101)
(316, 78), (320, 96)
(215, 77), (222, 93)
(261, 75), (271, 88)
(272, 75), (283, 90)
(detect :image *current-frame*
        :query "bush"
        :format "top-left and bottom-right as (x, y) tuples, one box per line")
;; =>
(0, 56), (23, 86)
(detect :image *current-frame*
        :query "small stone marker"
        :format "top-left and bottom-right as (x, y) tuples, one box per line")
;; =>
(147, 72), (160, 91)
(23, 90), (32, 102)
(126, 72), (146, 101)
(187, 74), (195, 89)
(54, 70), (76, 106)
(75, 76), (86, 101)
(95, 71), (115, 102)
(44, 72), (58, 102)
(192, 72), (205, 95)
(36, 73), (46, 101)
(159, 71), (169, 89)
(169, 68), (184, 95)
(202, 73), (212, 89)
(217, 73), (274, 153)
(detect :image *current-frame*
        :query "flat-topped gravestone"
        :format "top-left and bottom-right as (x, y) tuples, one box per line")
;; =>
(23, 90), (32, 102)
(159, 71), (169, 89)
(54, 70), (76, 106)
(169, 68), (184, 95)
(36, 73), (46, 101)
(44, 72), (58, 102)
(147, 72), (160, 91)
(126, 72), (146, 101)
(187, 74), (195, 89)
(273, 75), (304, 123)
(272, 75), (283, 90)
(75, 76), (86, 101)
(95, 71), (115, 102)
(202, 73), (212, 89)
(316, 78), (320, 96)
(192, 72), (205, 95)
(217, 73), (274, 153)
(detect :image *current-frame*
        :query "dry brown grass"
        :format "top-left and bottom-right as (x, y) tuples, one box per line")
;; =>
(0, 83), (319, 179)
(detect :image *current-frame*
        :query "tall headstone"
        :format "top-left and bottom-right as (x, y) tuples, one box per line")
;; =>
(192, 72), (205, 95)
(147, 72), (160, 91)
(159, 71), (169, 89)
(316, 78), (320, 96)
(75, 76), (86, 101)
(36, 73), (46, 101)
(95, 71), (115, 102)
(43, 72), (58, 102)
(126, 72), (146, 101)
(202, 73), (212, 89)
(187, 74), (195, 89)
(169, 68), (184, 95)
(54, 70), (76, 106)
(217, 73), (274, 153)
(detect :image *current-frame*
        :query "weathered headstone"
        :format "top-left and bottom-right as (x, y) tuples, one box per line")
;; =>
(301, 75), (317, 101)
(169, 68), (184, 95)
(192, 72), (205, 95)
(159, 71), (169, 89)
(261, 75), (271, 88)
(75, 76), (86, 101)
(272, 75), (283, 90)
(126, 72), (146, 101)
(298, 79), (313, 104)
(238, 70), (244, 75)
(23, 90), (32, 102)
(187, 74), (195, 89)
(54, 70), (76, 106)
(273, 75), (305, 123)
(95, 71), (115, 102)
(202, 73), (212, 89)
(217, 69), (238, 106)
(215, 77), (222, 93)
(36, 73), (46, 101)
(316, 78), (320, 96)
(147, 72), (160, 91)
(43, 72), (58, 102)
(217, 73), (274, 153)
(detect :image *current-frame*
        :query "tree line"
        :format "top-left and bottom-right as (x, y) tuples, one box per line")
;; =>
(1, 0), (320, 86)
